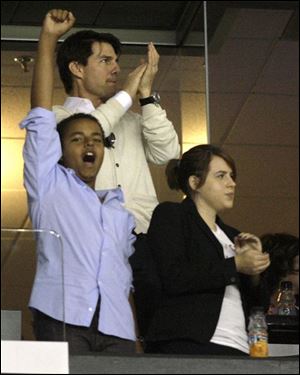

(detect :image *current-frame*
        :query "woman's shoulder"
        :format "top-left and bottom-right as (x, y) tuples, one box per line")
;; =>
(154, 201), (181, 213)
(154, 198), (198, 218)
(151, 201), (183, 222)
(148, 202), (184, 234)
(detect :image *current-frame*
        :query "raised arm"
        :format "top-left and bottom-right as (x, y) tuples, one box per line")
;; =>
(138, 43), (180, 163)
(31, 9), (75, 109)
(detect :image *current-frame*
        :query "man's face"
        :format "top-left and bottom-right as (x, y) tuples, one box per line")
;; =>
(79, 41), (120, 102)
(61, 118), (104, 189)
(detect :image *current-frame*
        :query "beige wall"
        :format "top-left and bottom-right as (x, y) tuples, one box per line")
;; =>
(1, 6), (299, 340)
(207, 8), (299, 236)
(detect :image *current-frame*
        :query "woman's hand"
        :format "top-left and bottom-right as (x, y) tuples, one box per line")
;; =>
(235, 232), (262, 254)
(235, 248), (270, 275)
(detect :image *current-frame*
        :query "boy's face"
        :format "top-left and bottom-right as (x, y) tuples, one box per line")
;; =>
(61, 118), (104, 189)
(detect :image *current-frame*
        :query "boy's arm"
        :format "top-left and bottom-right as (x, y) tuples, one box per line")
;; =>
(31, 9), (75, 110)
(21, 10), (75, 201)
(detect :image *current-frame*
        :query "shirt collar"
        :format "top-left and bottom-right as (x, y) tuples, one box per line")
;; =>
(96, 188), (124, 204)
(63, 167), (124, 204)
(64, 97), (95, 113)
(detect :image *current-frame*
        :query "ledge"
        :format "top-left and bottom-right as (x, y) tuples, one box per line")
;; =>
(69, 353), (299, 374)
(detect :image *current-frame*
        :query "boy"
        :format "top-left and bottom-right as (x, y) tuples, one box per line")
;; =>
(21, 9), (142, 354)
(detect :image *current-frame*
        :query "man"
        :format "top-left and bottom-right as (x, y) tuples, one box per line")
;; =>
(53, 19), (180, 233)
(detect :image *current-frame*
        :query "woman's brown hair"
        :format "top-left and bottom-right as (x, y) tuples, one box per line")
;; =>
(166, 144), (236, 197)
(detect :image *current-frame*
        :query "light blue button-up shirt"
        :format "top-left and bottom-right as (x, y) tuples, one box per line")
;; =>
(20, 107), (136, 340)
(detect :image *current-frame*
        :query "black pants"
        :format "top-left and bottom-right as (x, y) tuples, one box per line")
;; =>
(32, 301), (135, 355)
(146, 339), (247, 356)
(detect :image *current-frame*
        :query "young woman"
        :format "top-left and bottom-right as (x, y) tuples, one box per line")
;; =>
(145, 144), (270, 355)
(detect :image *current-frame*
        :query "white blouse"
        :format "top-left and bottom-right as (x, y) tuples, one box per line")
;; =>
(210, 225), (249, 354)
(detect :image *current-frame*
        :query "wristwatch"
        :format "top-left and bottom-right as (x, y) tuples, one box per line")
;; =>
(139, 92), (160, 106)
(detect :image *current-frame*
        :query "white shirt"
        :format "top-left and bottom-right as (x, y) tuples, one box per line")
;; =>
(53, 92), (180, 233)
(210, 225), (249, 354)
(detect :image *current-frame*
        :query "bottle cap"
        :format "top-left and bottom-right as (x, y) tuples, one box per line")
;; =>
(250, 306), (264, 314)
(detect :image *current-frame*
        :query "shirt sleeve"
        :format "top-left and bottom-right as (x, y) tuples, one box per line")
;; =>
(91, 100), (180, 165)
(93, 100), (180, 164)
(126, 211), (137, 259)
(53, 96), (128, 138)
(91, 98), (128, 136)
(141, 105), (180, 164)
(127, 214), (136, 291)
(20, 107), (62, 201)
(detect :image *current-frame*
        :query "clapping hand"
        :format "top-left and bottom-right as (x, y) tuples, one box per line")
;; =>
(138, 42), (160, 98)
(234, 233), (270, 275)
(234, 232), (262, 254)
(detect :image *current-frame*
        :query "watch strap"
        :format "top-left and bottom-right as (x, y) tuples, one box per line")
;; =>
(139, 92), (160, 106)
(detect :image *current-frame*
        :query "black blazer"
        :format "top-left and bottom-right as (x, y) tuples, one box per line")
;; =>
(146, 198), (252, 343)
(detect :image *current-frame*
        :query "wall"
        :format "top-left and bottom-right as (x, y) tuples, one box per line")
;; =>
(1, 5), (299, 340)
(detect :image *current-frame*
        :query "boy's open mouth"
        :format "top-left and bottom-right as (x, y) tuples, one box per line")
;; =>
(82, 151), (96, 163)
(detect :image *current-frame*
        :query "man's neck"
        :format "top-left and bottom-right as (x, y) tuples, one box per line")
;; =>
(87, 96), (102, 108)
(70, 89), (103, 108)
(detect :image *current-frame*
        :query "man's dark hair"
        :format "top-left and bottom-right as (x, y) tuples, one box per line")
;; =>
(56, 30), (121, 94)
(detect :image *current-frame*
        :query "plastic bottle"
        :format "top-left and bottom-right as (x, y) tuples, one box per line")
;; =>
(248, 306), (269, 358)
(277, 281), (297, 316)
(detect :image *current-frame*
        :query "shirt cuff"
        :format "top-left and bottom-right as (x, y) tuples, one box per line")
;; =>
(20, 107), (56, 129)
(114, 91), (133, 111)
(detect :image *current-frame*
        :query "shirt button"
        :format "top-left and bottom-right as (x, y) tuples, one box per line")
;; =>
(88, 307), (93, 312)
(118, 184), (121, 187)
(116, 163), (119, 167)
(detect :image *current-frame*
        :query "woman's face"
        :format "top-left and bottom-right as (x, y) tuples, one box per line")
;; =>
(197, 155), (236, 213)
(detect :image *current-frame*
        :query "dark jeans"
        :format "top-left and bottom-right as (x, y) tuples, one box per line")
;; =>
(146, 339), (247, 356)
(32, 301), (135, 355)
